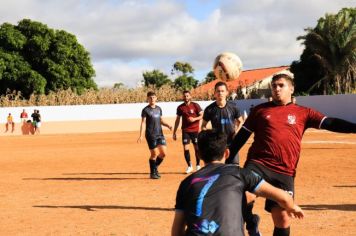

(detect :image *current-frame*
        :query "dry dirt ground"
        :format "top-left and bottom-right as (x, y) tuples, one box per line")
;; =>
(0, 130), (355, 235)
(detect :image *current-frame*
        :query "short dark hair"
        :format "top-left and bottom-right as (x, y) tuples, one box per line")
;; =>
(214, 81), (228, 91)
(198, 130), (227, 163)
(183, 90), (190, 95)
(271, 73), (294, 86)
(147, 91), (156, 97)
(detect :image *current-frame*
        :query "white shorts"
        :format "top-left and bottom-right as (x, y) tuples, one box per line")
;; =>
(36, 122), (41, 128)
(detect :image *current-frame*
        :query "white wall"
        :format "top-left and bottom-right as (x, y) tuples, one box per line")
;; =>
(1, 94), (355, 123)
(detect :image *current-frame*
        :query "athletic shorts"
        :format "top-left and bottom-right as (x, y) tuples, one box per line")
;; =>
(244, 161), (294, 212)
(146, 136), (166, 150)
(182, 131), (198, 145)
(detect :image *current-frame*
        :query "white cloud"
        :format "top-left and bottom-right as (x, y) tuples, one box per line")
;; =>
(0, 0), (353, 87)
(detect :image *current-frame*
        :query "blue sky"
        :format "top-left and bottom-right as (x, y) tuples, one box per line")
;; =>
(0, 0), (353, 87)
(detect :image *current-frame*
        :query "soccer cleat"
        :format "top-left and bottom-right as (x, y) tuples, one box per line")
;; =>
(150, 173), (160, 179)
(154, 168), (161, 178)
(196, 165), (201, 171)
(246, 214), (262, 236)
(185, 166), (193, 174)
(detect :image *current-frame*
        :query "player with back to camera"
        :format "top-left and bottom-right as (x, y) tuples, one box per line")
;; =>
(173, 90), (203, 174)
(228, 73), (356, 236)
(171, 130), (304, 236)
(138, 91), (172, 179)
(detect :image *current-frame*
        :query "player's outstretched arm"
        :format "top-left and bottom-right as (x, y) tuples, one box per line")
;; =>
(171, 211), (186, 236)
(321, 117), (356, 133)
(254, 181), (304, 219)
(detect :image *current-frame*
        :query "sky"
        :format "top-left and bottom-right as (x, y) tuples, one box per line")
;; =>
(0, 0), (354, 88)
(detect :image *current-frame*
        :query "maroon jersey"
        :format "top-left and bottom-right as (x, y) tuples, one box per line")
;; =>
(176, 102), (202, 133)
(243, 102), (326, 176)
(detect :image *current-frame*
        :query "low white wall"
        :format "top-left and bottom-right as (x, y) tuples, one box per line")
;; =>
(1, 94), (355, 123)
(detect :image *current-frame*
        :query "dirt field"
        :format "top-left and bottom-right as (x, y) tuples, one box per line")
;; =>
(0, 130), (355, 235)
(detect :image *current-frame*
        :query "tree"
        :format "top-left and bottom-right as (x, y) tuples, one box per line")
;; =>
(171, 61), (198, 90)
(201, 71), (216, 84)
(142, 69), (171, 88)
(113, 82), (125, 89)
(0, 19), (97, 98)
(291, 8), (356, 95)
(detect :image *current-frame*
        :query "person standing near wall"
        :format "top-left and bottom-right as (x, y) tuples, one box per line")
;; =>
(5, 113), (15, 132)
(173, 90), (203, 174)
(20, 109), (28, 123)
(137, 91), (172, 179)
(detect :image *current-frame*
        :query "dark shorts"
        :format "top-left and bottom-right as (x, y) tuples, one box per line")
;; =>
(182, 131), (198, 145)
(244, 161), (294, 212)
(146, 136), (167, 150)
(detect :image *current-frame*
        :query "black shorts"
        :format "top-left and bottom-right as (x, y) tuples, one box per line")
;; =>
(146, 136), (167, 150)
(244, 161), (294, 212)
(182, 131), (198, 145)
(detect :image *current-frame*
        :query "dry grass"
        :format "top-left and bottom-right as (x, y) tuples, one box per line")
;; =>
(0, 85), (215, 107)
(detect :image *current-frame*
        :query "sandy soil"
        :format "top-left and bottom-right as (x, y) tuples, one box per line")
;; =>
(0, 130), (355, 235)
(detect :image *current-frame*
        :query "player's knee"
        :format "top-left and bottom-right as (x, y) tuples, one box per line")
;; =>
(271, 207), (290, 228)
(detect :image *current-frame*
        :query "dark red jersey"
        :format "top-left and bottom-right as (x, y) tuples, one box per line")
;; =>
(176, 102), (202, 133)
(243, 102), (326, 176)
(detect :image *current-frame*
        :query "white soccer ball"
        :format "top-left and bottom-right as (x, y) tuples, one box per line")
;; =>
(213, 52), (243, 81)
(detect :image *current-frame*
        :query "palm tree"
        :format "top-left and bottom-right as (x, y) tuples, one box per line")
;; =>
(296, 8), (355, 94)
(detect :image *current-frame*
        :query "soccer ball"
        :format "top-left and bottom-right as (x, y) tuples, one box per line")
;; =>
(213, 52), (243, 81)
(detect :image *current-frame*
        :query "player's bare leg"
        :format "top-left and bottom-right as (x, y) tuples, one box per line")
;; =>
(271, 207), (291, 236)
(155, 145), (167, 177)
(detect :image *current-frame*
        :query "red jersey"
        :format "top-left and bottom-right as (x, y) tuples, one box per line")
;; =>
(243, 102), (326, 176)
(176, 102), (202, 133)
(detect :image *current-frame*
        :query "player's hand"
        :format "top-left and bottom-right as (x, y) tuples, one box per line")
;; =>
(288, 204), (304, 219)
(173, 133), (177, 141)
(137, 136), (143, 143)
(168, 125), (172, 131)
(187, 117), (195, 123)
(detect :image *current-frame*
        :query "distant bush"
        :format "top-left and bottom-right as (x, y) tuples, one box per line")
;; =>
(0, 85), (215, 107)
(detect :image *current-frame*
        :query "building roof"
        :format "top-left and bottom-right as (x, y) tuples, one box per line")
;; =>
(195, 66), (290, 93)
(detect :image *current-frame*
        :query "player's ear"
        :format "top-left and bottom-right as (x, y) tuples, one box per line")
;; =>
(223, 148), (230, 160)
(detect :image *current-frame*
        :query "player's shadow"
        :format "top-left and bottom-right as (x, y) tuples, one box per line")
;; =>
(33, 205), (174, 212)
(23, 177), (148, 181)
(61, 172), (185, 175)
(300, 204), (356, 212)
(333, 185), (356, 188)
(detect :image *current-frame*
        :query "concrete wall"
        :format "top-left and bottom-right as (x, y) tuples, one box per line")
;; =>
(0, 94), (355, 135)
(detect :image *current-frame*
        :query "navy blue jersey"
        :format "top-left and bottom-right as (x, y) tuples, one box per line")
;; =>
(175, 164), (264, 236)
(141, 105), (163, 139)
(203, 101), (241, 144)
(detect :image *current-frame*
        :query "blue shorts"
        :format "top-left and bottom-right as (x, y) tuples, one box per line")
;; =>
(146, 136), (167, 150)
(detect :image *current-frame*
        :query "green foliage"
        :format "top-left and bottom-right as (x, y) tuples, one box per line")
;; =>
(173, 75), (198, 91)
(292, 8), (356, 95)
(171, 61), (198, 91)
(0, 19), (97, 98)
(202, 71), (216, 84)
(142, 69), (171, 88)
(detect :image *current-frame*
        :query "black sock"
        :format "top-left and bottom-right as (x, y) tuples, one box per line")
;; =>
(243, 199), (255, 228)
(273, 227), (290, 236)
(184, 150), (191, 166)
(149, 159), (156, 174)
(155, 156), (164, 167)
(195, 154), (200, 166)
